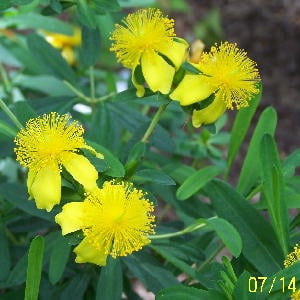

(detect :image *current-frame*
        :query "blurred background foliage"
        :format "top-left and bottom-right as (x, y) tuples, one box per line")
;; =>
(0, 0), (299, 300)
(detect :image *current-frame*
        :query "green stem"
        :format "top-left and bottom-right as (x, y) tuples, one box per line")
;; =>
(63, 80), (91, 103)
(94, 92), (116, 103)
(89, 66), (96, 102)
(141, 102), (169, 143)
(0, 63), (11, 95)
(197, 243), (224, 272)
(148, 216), (217, 240)
(0, 98), (23, 130)
(246, 184), (262, 200)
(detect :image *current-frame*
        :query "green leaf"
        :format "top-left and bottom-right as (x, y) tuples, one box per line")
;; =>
(11, 101), (37, 125)
(27, 33), (76, 83)
(203, 217), (242, 258)
(182, 61), (201, 74)
(49, 235), (71, 284)
(0, 119), (17, 137)
(94, 0), (120, 13)
(123, 251), (178, 293)
(227, 83), (262, 174)
(156, 285), (210, 300)
(0, 183), (55, 221)
(204, 180), (283, 275)
(24, 236), (44, 300)
(0, 13), (72, 34)
(76, 0), (96, 28)
(260, 134), (289, 255)
(150, 245), (211, 288)
(79, 25), (101, 67)
(96, 257), (122, 300)
(87, 141), (125, 177)
(0, 223), (10, 281)
(133, 169), (176, 185)
(282, 149), (300, 178)
(176, 165), (223, 200)
(237, 107), (277, 196)
(60, 273), (90, 300)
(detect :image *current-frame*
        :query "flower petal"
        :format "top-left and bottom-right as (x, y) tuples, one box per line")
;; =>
(55, 202), (84, 235)
(27, 169), (37, 200)
(74, 237), (107, 266)
(132, 65), (145, 97)
(62, 153), (98, 192)
(30, 165), (61, 212)
(170, 74), (213, 106)
(192, 94), (227, 127)
(159, 38), (189, 69)
(141, 50), (175, 94)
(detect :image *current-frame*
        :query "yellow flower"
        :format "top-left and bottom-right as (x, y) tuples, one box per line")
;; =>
(291, 290), (300, 300)
(188, 39), (205, 64)
(14, 112), (103, 212)
(55, 181), (155, 266)
(284, 244), (300, 268)
(110, 8), (188, 97)
(170, 42), (260, 127)
(44, 27), (81, 65)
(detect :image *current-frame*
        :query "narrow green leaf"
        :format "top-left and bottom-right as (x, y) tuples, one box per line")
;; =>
(227, 83), (262, 174)
(76, 0), (96, 28)
(79, 25), (101, 67)
(237, 107), (277, 196)
(156, 286), (210, 300)
(25, 236), (44, 300)
(176, 165), (223, 200)
(60, 273), (90, 300)
(260, 134), (289, 255)
(204, 180), (283, 275)
(204, 217), (242, 257)
(27, 33), (76, 83)
(96, 257), (122, 300)
(282, 149), (300, 178)
(0, 13), (72, 34)
(0, 120), (17, 137)
(133, 169), (176, 185)
(49, 235), (71, 284)
(0, 223), (10, 281)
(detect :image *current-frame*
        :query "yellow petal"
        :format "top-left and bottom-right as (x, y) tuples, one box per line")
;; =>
(192, 94), (227, 128)
(61, 46), (75, 65)
(55, 202), (84, 235)
(62, 153), (98, 192)
(30, 165), (61, 212)
(27, 169), (37, 200)
(74, 237), (107, 266)
(170, 74), (213, 106)
(132, 65), (145, 97)
(141, 50), (175, 95)
(159, 38), (189, 69)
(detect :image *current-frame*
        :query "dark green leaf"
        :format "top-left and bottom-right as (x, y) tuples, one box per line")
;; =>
(176, 166), (223, 200)
(0, 223), (10, 281)
(60, 273), (90, 300)
(182, 61), (201, 74)
(282, 149), (300, 178)
(0, 119), (17, 137)
(260, 134), (289, 255)
(94, 0), (120, 13)
(96, 257), (122, 300)
(49, 235), (71, 284)
(76, 0), (96, 28)
(133, 169), (176, 185)
(24, 236), (44, 300)
(237, 107), (277, 196)
(27, 33), (76, 83)
(157, 285), (210, 300)
(79, 25), (101, 67)
(205, 180), (283, 275)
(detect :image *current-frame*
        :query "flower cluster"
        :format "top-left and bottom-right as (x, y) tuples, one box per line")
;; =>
(110, 8), (260, 127)
(14, 113), (155, 266)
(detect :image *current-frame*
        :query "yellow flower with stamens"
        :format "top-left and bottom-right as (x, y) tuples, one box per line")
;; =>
(110, 8), (188, 97)
(284, 245), (300, 300)
(14, 112), (103, 212)
(170, 42), (260, 127)
(55, 181), (155, 266)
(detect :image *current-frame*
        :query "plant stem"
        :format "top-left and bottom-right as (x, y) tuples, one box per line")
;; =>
(148, 216), (217, 240)
(141, 102), (169, 143)
(246, 184), (262, 200)
(64, 80), (91, 103)
(0, 98), (24, 130)
(95, 92), (116, 103)
(197, 243), (224, 272)
(89, 66), (96, 102)
(0, 63), (11, 95)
